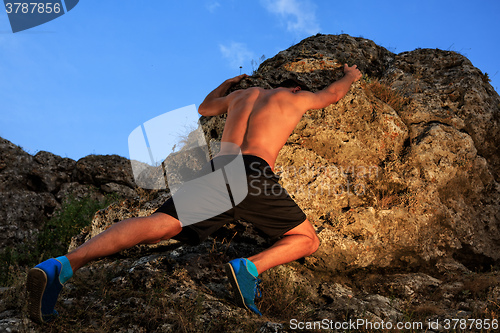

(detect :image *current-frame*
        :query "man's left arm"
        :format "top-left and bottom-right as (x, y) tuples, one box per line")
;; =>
(198, 74), (248, 116)
(290, 64), (362, 111)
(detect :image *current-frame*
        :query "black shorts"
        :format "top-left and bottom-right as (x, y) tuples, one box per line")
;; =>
(155, 154), (307, 245)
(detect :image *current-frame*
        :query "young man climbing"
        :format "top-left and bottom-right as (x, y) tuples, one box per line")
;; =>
(27, 64), (362, 322)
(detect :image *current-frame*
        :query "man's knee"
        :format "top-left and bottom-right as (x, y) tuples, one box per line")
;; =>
(299, 220), (320, 255)
(285, 219), (320, 255)
(308, 232), (320, 255)
(140, 213), (182, 244)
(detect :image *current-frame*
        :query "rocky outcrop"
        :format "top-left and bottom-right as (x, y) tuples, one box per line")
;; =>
(0, 138), (139, 249)
(3, 236), (500, 332)
(204, 34), (500, 273)
(1, 34), (499, 332)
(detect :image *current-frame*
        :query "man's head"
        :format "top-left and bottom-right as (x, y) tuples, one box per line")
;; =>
(276, 79), (309, 93)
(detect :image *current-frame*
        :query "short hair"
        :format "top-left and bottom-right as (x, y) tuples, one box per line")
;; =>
(277, 78), (310, 91)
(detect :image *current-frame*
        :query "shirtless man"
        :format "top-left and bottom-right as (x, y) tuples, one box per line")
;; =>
(27, 64), (362, 322)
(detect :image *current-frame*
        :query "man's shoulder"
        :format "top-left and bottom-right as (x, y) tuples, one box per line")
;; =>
(270, 88), (312, 103)
(232, 86), (262, 94)
(227, 86), (261, 100)
(271, 89), (319, 115)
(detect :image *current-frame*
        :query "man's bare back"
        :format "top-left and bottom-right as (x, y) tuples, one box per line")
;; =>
(198, 64), (362, 169)
(219, 87), (306, 168)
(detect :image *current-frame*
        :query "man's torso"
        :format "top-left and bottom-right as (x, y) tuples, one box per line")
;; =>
(216, 87), (305, 169)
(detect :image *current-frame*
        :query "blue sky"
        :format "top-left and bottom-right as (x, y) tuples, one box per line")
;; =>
(1, 0), (499, 161)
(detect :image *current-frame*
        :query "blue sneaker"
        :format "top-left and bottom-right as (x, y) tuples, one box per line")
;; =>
(27, 257), (73, 323)
(224, 258), (262, 316)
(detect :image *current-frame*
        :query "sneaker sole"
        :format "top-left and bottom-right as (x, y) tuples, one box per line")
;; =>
(224, 263), (250, 312)
(27, 267), (47, 324)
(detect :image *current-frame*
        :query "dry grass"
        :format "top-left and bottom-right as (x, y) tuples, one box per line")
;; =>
(410, 302), (446, 317)
(462, 275), (499, 296)
(258, 266), (315, 320)
(364, 79), (409, 112)
(372, 180), (408, 210)
(17, 262), (260, 333)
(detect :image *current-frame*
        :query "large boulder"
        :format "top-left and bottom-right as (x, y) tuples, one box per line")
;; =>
(201, 34), (500, 272)
(0, 139), (140, 249)
(0, 139), (62, 248)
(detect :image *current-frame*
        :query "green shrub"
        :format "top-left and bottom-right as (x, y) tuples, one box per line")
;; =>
(37, 193), (119, 259)
(0, 192), (119, 286)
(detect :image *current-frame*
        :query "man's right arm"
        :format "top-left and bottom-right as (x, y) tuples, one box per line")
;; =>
(292, 64), (362, 111)
(198, 74), (248, 116)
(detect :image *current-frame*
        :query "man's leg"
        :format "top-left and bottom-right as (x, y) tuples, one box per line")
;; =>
(67, 213), (182, 271)
(225, 219), (319, 315)
(248, 219), (320, 274)
(27, 212), (181, 323)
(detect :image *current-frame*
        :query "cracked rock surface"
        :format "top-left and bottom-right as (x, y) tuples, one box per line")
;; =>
(1, 34), (499, 332)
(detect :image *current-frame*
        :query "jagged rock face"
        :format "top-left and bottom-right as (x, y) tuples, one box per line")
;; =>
(3, 34), (499, 273)
(390, 48), (500, 182)
(73, 155), (137, 189)
(201, 34), (500, 272)
(0, 139), (62, 248)
(0, 138), (138, 249)
(2, 34), (499, 332)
